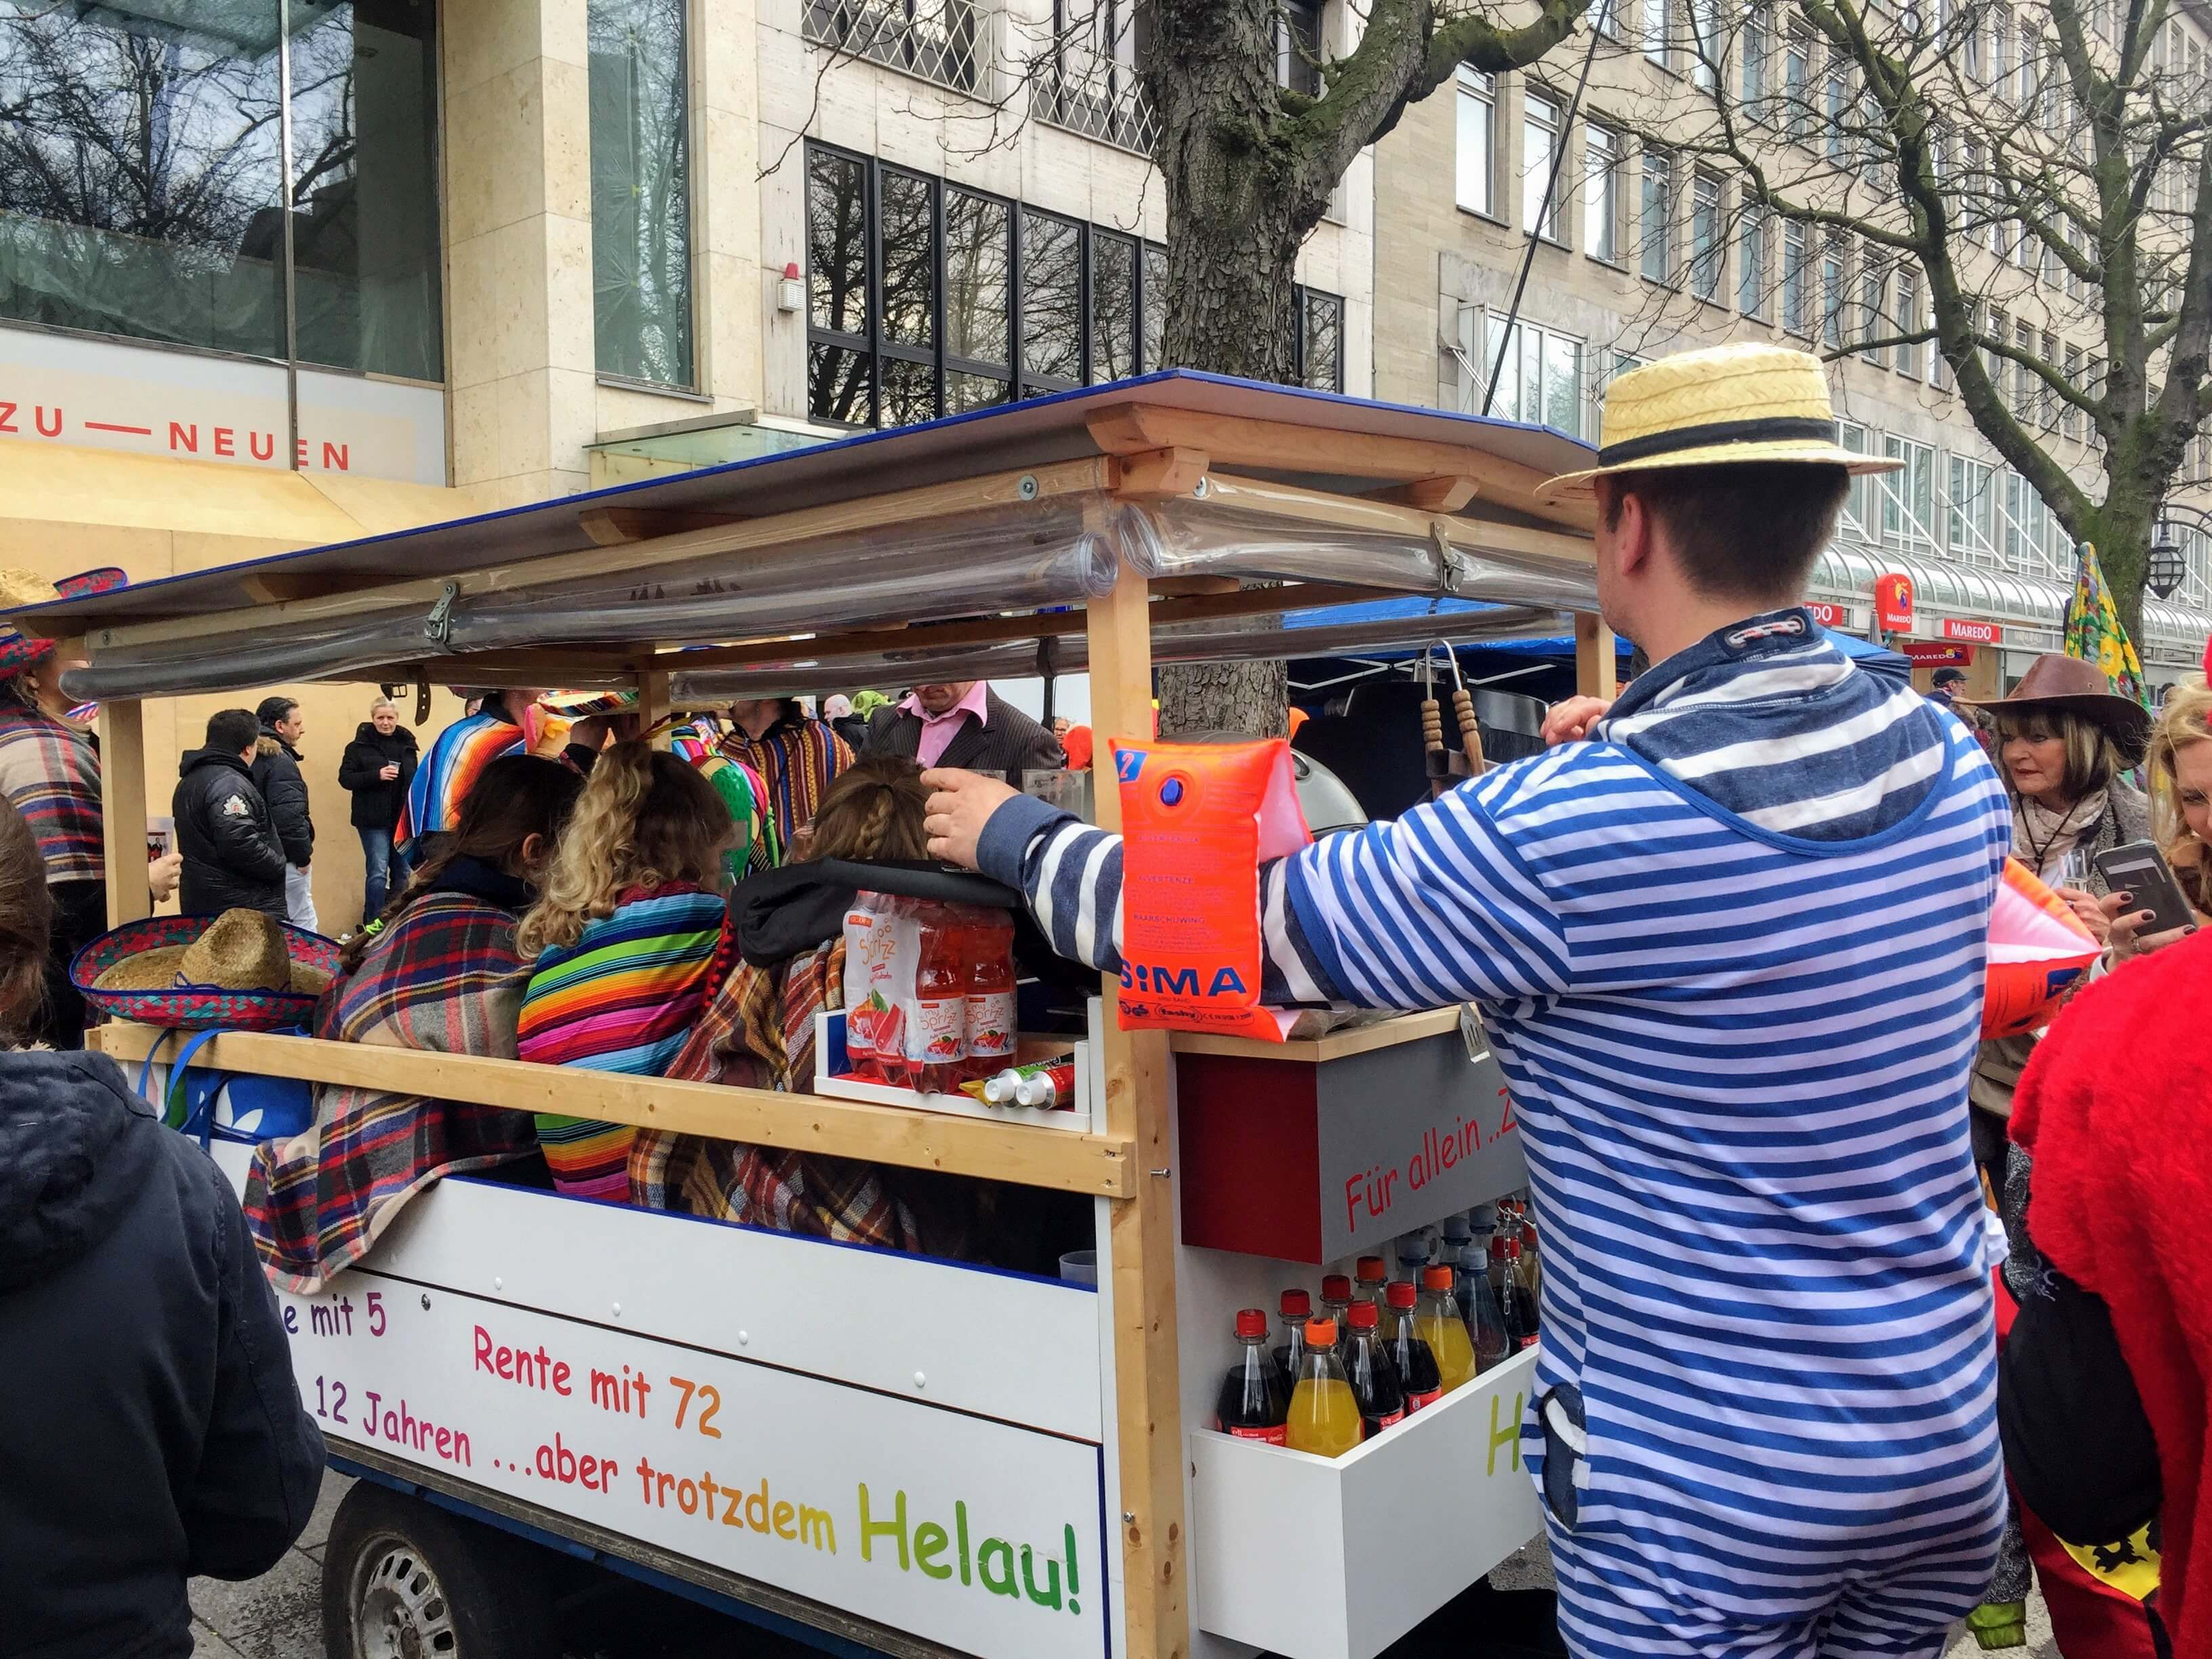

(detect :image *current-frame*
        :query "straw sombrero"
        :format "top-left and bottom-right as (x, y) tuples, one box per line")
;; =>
(73, 909), (340, 1031)
(0, 566), (126, 675)
(1534, 344), (1904, 504)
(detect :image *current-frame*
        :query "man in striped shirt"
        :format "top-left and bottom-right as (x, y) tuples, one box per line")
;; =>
(924, 346), (2011, 1657)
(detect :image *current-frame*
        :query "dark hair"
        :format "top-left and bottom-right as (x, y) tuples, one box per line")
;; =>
(255, 695), (300, 727)
(340, 755), (584, 971)
(205, 708), (260, 754)
(0, 798), (52, 1042)
(1601, 463), (1851, 603)
(805, 754), (929, 863)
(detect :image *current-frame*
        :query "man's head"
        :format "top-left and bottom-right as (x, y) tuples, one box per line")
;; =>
(912, 680), (979, 717)
(491, 688), (542, 722)
(207, 707), (260, 762)
(1591, 463), (1850, 643)
(256, 695), (304, 746)
(1931, 668), (1967, 700)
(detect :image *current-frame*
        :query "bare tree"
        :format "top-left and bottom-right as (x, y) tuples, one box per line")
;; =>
(794, 0), (1598, 732)
(1620, 0), (2211, 647)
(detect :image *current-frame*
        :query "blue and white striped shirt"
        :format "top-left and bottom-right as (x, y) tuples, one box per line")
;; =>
(977, 609), (2013, 1601)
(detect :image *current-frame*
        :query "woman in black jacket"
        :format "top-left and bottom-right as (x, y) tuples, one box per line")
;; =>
(0, 796), (324, 1658)
(337, 697), (419, 926)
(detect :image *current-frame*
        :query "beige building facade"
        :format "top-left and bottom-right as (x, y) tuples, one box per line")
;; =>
(1370, 0), (2212, 693)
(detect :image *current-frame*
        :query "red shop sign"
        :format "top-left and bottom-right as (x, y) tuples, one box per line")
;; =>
(1874, 573), (1916, 632)
(1900, 642), (1975, 665)
(1941, 617), (2003, 644)
(1805, 600), (1851, 628)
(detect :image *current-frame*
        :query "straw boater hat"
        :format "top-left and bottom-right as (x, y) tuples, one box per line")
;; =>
(1534, 342), (1904, 503)
(1959, 652), (2154, 763)
(0, 566), (126, 676)
(73, 909), (340, 1031)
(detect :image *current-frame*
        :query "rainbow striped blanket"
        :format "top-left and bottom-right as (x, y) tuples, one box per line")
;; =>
(517, 883), (724, 1200)
(396, 712), (525, 854)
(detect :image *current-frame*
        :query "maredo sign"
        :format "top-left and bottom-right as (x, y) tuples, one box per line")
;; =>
(1942, 617), (2004, 644)
(1873, 573), (1916, 632)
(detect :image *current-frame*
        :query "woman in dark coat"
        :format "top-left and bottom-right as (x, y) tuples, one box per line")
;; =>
(337, 696), (419, 926)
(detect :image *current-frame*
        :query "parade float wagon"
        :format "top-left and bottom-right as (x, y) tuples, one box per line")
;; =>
(20, 373), (1616, 1659)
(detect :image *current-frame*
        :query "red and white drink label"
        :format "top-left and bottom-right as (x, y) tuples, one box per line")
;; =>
(1227, 1424), (1288, 1444)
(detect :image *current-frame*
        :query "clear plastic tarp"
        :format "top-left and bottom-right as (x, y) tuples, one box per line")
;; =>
(1119, 498), (1597, 612)
(64, 502), (1119, 701)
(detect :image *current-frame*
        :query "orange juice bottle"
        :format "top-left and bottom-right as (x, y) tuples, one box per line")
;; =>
(1286, 1318), (1362, 1458)
(1416, 1265), (1477, 1395)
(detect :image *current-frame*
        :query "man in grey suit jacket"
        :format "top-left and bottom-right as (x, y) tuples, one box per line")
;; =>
(864, 680), (1066, 775)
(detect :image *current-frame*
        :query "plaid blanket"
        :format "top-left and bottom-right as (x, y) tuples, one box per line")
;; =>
(0, 704), (102, 883)
(242, 893), (536, 1293)
(635, 937), (972, 1258)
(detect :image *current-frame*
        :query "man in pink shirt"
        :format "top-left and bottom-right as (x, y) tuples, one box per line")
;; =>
(862, 679), (1065, 775)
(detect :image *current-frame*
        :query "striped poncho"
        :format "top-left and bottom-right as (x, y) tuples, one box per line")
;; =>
(0, 703), (102, 884)
(720, 709), (852, 871)
(396, 711), (525, 855)
(243, 882), (537, 1293)
(517, 882), (724, 1200)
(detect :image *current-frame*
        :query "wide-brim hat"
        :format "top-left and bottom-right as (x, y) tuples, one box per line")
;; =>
(73, 909), (341, 1031)
(0, 566), (126, 676)
(1534, 344), (1904, 504)
(1959, 651), (2153, 762)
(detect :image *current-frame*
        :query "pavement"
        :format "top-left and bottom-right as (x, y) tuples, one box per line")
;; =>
(201, 1473), (2058, 1658)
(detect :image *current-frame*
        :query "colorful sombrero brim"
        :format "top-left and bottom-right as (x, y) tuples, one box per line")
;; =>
(1534, 436), (1903, 504)
(0, 566), (127, 674)
(71, 913), (342, 1031)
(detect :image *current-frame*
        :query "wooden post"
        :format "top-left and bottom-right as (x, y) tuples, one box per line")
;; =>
(637, 670), (674, 747)
(99, 699), (151, 924)
(1086, 565), (1189, 1659)
(1575, 613), (1618, 700)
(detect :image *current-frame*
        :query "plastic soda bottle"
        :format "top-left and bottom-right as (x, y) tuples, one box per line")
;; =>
(1353, 1255), (1389, 1308)
(1319, 1273), (1353, 1343)
(1395, 1230), (1435, 1288)
(1519, 1217), (1542, 1302)
(1216, 1309), (1289, 1443)
(1383, 1281), (1443, 1412)
(908, 901), (968, 1095)
(1286, 1319), (1363, 1458)
(1342, 1302), (1405, 1439)
(1273, 1289), (1311, 1380)
(1500, 1235), (1540, 1352)
(1416, 1264), (1477, 1395)
(840, 891), (882, 1080)
(964, 907), (1017, 1083)
(1459, 1240), (1511, 1374)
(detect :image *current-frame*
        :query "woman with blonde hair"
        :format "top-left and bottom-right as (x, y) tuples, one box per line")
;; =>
(636, 754), (979, 1256)
(2102, 677), (2212, 962)
(516, 741), (733, 1199)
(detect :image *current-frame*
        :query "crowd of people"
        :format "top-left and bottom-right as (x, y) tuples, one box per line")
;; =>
(5, 344), (2212, 1659)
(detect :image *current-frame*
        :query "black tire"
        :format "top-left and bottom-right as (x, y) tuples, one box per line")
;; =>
(322, 1481), (559, 1659)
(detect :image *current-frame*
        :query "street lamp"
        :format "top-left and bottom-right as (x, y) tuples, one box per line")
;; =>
(2149, 504), (2212, 600)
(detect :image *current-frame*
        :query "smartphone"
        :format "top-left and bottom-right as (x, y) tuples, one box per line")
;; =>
(2092, 840), (2198, 937)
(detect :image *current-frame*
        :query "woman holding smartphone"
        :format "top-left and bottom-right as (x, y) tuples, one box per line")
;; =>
(2103, 679), (2212, 962)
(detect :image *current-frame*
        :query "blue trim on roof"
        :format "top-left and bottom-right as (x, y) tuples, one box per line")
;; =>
(13, 370), (1596, 623)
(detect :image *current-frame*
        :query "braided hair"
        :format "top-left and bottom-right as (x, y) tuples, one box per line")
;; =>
(804, 754), (929, 863)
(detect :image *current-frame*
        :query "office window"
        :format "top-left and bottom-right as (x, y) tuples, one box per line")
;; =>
(592, 0), (694, 387)
(1641, 150), (1675, 283)
(1583, 125), (1622, 263)
(1483, 315), (1584, 437)
(1965, 13), (1986, 79)
(1782, 222), (1808, 334)
(1895, 268), (1921, 378)
(1859, 260), (1887, 369)
(804, 0), (983, 95)
(1741, 14), (1767, 105)
(0, 1), (442, 380)
(1642, 0), (1669, 66)
(1044, 0), (1155, 153)
(2062, 344), (2083, 438)
(1689, 0), (1719, 89)
(1882, 435), (1935, 550)
(1821, 235), (1846, 348)
(1456, 68), (1496, 216)
(1784, 28), (1813, 143)
(1839, 419), (1872, 537)
(1593, 0), (1619, 38)
(1277, 0), (1323, 96)
(2017, 315), (2040, 423)
(1688, 172), (1721, 301)
(1948, 455), (1996, 561)
(1738, 201), (1767, 316)
(1826, 62), (1847, 161)
(1986, 305), (2008, 410)
(804, 144), (1176, 426)
(1993, 5), (2013, 97)
(2040, 330), (2060, 428)
(1296, 286), (1345, 392)
(1523, 90), (1563, 241)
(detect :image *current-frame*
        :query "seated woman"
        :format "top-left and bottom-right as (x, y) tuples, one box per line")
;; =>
(516, 741), (732, 1200)
(244, 756), (585, 1292)
(634, 755), (981, 1257)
